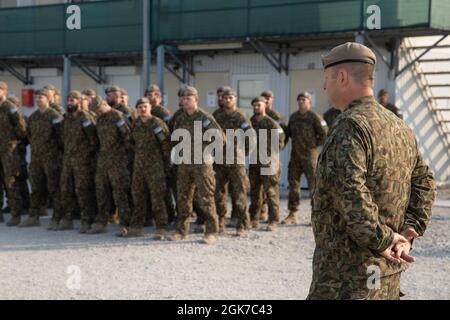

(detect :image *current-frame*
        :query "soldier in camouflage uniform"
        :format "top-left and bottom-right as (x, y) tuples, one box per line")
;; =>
(43, 85), (64, 115)
(249, 96), (285, 231)
(6, 96), (30, 217)
(169, 86), (221, 245)
(86, 97), (132, 236)
(82, 89), (98, 120)
(145, 84), (176, 223)
(128, 98), (171, 239)
(57, 91), (99, 233)
(105, 86), (137, 125)
(20, 89), (64, 228)
(308, 42), (436, 300)
(378, 89), (403, 119)
(0, 81), (28, 226)
(283, 91), (327, 225)
(214, 88), (253, 236)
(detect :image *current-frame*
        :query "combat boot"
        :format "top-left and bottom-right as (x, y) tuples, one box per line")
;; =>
(266, 222), (278, 232)
(153, 228), (166, 241)
(168, 232), (188, 241)
(6, 215), (21, 227)
(281, 211), (298, 225)
(47, 219), (59, 231)
(115, 226), (129, 237)
(218, 217), (226, 234)
(79, 222), (91, 234)
(86, 223), (107, 234)
(194, 224), (206, 234)
(202, 234), (217, 245)
(260, 205), (269, 222)
(235, 228), (248, 238)
(0, 212), (4, 223)
(56, 219), (74, 231)
(250, 219), (260, 229)
(19, 215), (40, 228)
(124, 227), (144, 238)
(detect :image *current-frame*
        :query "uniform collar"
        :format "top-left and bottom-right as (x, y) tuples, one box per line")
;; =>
(347, 96), (376, 110)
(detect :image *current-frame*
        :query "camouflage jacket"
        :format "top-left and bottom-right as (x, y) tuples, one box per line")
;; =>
(27, 107), (63, 161)
(323, 107), (342, 129)
(0, 100), (27, 155)
(96, 108), (130, 165)
(62, 110), (98, 164)
(130, 116), (171, 172)
(311, 96), (436, 286)
(250, 115), (285, 168)
(288, 110), (327, 158)
(266, 108), (289, 145)
(50, 102), (64, 115)
(172, 107), (224, 166)
(111, 103), (137, 125)
(170, 107), (184, 132)
(151, 105), (173, 128)
(214, 108), (254, 166)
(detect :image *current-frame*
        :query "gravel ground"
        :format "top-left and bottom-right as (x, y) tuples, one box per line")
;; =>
(0, 191), (449, 300)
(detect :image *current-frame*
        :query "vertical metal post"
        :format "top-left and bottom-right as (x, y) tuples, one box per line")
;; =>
(63, 55), (71, 105)
(142, 0), (151, 94)
(157, 45), (165, 95)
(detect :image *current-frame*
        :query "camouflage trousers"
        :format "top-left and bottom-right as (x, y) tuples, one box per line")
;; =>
(60, 158), (97, 224)
(95, 158), (131, 226)
(176, 164), (218, 236)
(17, 147), (30, 211)
(307, 272), (402, 300)
(249, 165), (281, 223)
(288, 151), (318, 212)
(214, 165), (250, 230)
(0, 151), (23, 217)
(29, 156), (63, 220)
(131, 165), (168, 229)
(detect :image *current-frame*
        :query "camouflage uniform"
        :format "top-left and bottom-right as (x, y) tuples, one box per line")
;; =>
(60, 110), (98, 225)
(308, 97), (435, 300)
(287, 110), (326, 212)
(151, 104), (176, 223)
(27, 107), (64, 223)
(130, 116), (170, 229)
(214, 108), (253, 232)
(172, 107), (221, 237)
(249, 115), (285, 226)
(94, 108), (132, 227)
(0, 100), (27, 222)
(50, 102), (64, 115)
(110, 102), (136, 125)
(323, 107), (342, 129)
(266, 108), (289, 145)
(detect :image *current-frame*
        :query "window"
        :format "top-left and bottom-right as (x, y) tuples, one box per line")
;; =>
(232, 75), (269, 117)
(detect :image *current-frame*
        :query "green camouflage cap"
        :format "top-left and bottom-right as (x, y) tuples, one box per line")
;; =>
(105, 85), (122, 94)
(43, 84), (57, 92)
(90, 96), (104, 110)
(179, 86), (198, 97)
(217, 85), (232, 94)
(251, 96), (267, 105)
(261, 90), (274, 99)
(297, 91), (312, 101)
(135, 97), (151, 108)
(222, 88), (237, 97)
(67, 90), (83, 101)
(82, 89), (96, 97)
(35, 88), (51, 99)
(0, 81), (8, 90)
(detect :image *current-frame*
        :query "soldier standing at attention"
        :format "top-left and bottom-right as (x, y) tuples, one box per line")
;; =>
(0, 82), (27, 226)
(87, 97), (132, 236)
(249, 96), (285, 231)
(308, 42), (435, 300)
(283, 91), (327, 225)
(214, 88), (253, 236)
(105, 86), (136, 125)
(145, 84), (176, 223)
(169, 86), (222, 245)
(128, 98), (171, 239)
(20, 89), (64, 228)
(57, 91), (99, 233)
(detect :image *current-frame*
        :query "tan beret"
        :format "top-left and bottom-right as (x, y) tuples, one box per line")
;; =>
(179, 86), (198, 97)
(251, 96), (267, 105)
(217, 86), (232, 94)
(322, 42), (376, 69)
(43, 84), (57, 92)
(0, 81), (8, 90)
(67, 90), (82, 101)
(105, 85), (122, 94)
(297, 91), (312, 101)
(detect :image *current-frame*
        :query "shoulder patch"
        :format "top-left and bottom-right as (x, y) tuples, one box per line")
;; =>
(202, 118), (213, 130)
(82, 120), (92, 128)
(52, 118), (62, 125)
(321, 120), (327, 127)
(163, 115), (172, 122)
(116, 119), (126, 128)
(9, 106), (18, 114)
(241, 121), (250, 130)
(153, 126), (163, 134)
